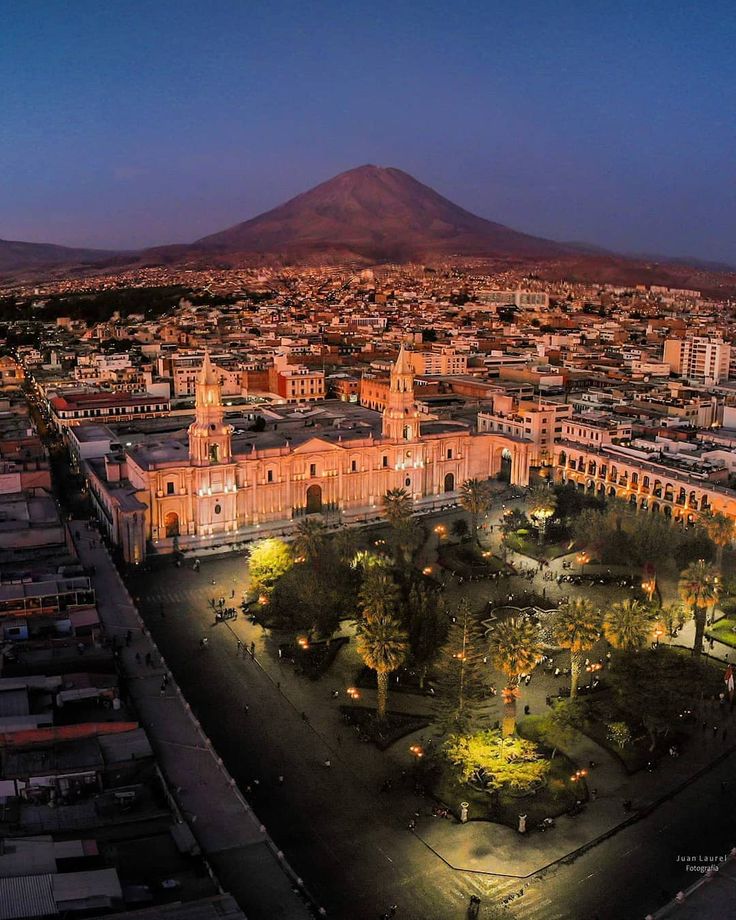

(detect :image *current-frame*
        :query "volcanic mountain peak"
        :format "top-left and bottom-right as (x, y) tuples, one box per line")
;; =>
(193, 164), (570, 260)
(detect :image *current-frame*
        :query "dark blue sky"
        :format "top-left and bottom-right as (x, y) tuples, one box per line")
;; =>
(2, 0), (735, 262)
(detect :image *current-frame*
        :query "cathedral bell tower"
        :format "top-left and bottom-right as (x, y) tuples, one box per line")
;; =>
(382, 344), (421, 441)
(188, 351), (233, 465)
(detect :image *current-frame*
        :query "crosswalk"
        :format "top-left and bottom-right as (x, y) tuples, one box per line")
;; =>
(395, 873), (568, 920)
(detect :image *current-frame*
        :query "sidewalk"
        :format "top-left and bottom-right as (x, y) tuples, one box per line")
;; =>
(72, 525), (315, 920)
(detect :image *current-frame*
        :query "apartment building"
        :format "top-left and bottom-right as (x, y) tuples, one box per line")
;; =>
(478, 395), (571, 466)
(663, 336), (731, 385)
(268, 359), (325, 403)
(49, 392), (170, 427)
(406, 346), (468, 376)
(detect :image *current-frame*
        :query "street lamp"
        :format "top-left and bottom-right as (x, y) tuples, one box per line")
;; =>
(409, 744), (424, 760)
(530, 507), (554, 544)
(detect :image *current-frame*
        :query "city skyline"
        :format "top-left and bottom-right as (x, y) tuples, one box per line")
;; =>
(2, 1), (736, 263)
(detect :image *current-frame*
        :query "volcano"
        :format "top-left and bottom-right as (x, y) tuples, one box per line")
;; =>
(4, 166), (735, 296)
(193, 164), (573, 262)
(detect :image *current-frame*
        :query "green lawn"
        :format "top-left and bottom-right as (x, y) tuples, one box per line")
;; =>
(707, 617), (736, 649)
(437, 542), (507, 576)
(504, 534), (574, 562)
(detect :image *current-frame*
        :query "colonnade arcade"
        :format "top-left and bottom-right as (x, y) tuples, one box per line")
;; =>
(553, 446), (729, 525)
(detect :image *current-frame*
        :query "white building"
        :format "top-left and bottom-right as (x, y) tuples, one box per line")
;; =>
(663, 337), (731, 385)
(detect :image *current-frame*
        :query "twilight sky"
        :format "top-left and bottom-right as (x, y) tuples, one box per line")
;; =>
(2, 0), (735, 262)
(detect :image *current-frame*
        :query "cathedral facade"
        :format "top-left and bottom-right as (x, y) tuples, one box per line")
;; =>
(87, 349), (532, 562)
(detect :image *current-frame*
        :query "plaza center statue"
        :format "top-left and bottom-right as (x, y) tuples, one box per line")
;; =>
(86, 347), (531, 563)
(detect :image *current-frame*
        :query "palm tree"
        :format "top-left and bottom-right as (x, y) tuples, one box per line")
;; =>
(551, 599), (601, 698)
(702, 511), (734, 572)
(488, 617), (543, 736)
(355, 616), (409, 720)
(383, 487), (420, 567)
(293, 517), (328, 566)
(459, 478), (494, 544)
(679, 559), (720, 656)
(656, 602), (687, 639)
(383, 487), (413, 527)
(528, 484), (558, 544)
(333, 526), (359, 565)
(358, 569), (400, 623)
(603, 599), (656, 651)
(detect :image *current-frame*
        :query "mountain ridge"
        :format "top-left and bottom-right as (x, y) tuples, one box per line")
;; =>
(1, 166), (734, 295)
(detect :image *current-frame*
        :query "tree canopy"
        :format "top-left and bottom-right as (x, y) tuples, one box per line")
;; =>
(248, 538), (293, 597)
(444, 730), (549, 791)
(607, 648), (719, 749)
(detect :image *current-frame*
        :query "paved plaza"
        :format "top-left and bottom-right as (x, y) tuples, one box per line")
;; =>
(123, 500), (736, 920)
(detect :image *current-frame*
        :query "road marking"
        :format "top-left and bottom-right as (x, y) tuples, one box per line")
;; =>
(376, 845), (394, 863)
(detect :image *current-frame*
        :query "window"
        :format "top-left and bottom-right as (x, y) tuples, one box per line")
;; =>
(166, 481), (175, 495)
(446, 448), (453, 460)
(267, 469), (274, 483)
(405, 477), (411, 488)
(382, 456), (388, 468)
(351, 460), (357, 472)
(214, 504), (221, 515)
(310, 463), (316, 477)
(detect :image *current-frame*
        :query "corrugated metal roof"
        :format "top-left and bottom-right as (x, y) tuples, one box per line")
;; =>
(68, 608), (100, 629)
(51, 868), (122, 905)
(0, 689), (30, 718)
(0, 873), (56, 920)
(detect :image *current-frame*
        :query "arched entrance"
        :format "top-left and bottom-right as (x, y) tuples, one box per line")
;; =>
(444, 472), (455, 493)
(164, 511), (180, 537)
(499, 448), (512, 483)
(306, 484), (323, 515)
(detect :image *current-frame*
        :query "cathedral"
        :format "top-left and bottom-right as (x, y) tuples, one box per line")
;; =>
(87, 348), (532, 562)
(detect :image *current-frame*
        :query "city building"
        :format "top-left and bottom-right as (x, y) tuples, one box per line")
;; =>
(663, 336), (731, 385)
(85, 348), (533, 562)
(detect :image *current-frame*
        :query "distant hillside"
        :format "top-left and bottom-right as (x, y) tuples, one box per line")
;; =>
(0, 238), (117, 273)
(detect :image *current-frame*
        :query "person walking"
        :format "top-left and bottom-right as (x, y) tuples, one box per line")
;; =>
(243, 703), (249, 715)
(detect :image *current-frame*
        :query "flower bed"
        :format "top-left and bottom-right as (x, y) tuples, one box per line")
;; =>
(429, 754), (582, 828)
(437, 543), (508, 578)
(354, 665), (433, 696)
(278, 636), (349, 680)
(339, 705), (430, 750)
